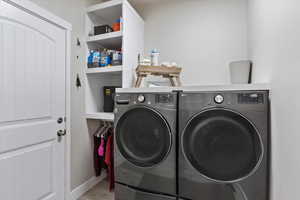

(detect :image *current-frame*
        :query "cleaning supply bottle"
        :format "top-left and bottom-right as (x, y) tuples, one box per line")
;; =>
(88, 50), (94, 68)
(93, 51), (100, 67)
(100, 49), (108, 67)
(151, 49), (160, 66)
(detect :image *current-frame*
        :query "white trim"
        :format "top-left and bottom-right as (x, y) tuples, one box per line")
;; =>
(3, 0), (72, 30)
(65, 30), (72, 200)
(70, 174), (107, 200)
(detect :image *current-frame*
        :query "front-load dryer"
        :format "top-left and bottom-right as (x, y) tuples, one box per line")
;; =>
(114, 92), (177, 197)
(178, 90), (270, 200)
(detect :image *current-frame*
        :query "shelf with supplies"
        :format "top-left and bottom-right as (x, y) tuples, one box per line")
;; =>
(85, 0), (144, 121)
(86, 112), (114, 121)
(86, 31), (122, 50)
(86, 65), (123, 75)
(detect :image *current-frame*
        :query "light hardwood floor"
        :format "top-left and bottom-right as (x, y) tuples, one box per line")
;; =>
(79, 179), (114, 200)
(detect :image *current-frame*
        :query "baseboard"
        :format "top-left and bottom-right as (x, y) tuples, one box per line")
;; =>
(70, 173), (107, 200)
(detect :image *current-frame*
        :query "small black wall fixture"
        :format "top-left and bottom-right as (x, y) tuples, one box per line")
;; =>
(76, 37), (81, 47)
(76, 74), (82, 88)
(248, 61), (253, 84)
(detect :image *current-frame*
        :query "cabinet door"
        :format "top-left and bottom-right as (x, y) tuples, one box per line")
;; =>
(0, 1), (66, 200)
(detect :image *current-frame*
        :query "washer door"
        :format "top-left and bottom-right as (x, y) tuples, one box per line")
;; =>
(116, 107), (172, 167)
(182, 108), (263, 182)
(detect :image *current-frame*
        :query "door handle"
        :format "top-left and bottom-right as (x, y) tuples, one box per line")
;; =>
(57, 117), (64, 124)
(57, 129), (66, 137)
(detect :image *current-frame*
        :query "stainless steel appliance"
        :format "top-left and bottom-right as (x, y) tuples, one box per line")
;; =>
(114, 92), (177, 200)
(178, 90), (270, 200)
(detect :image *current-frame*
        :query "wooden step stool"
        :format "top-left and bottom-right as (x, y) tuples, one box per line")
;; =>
(135, 65), (182, 88)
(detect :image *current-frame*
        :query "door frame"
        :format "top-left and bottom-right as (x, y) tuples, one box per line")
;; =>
(1, 0), (72, 199)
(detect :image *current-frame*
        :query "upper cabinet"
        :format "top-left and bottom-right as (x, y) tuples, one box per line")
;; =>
(85, 0), (144, 120)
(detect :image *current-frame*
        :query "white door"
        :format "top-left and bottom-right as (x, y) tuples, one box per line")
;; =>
(0, 1), (66, 200)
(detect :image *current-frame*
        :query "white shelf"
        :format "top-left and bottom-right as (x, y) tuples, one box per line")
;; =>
(87, 0), (122, 25)
(86, 112), (114, 121)
(87, 31), (122, 49)
(86, 66), (122, 74)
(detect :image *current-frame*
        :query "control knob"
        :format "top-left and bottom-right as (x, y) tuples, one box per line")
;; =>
(137, 94), (145, 103)
(214, 94), (224, 104)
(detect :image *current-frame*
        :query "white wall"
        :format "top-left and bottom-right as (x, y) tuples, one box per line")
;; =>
(29, 0), (102, 191)
(248, 0), (300, 199)
(132, 0), (249, 85)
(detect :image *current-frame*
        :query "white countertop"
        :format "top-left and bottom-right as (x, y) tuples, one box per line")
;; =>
(116, 83), (271, 93)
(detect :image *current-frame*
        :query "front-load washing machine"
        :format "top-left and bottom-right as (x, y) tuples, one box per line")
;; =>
(114, 92), (177, 199)
(178, 90), (270, 200)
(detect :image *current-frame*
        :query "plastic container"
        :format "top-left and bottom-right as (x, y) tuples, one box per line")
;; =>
(112, 51), (122, 66)
(87, 50), (94, 68)
(229, 60), (252, 84)
(88, 51), (100, 68)
(150, 49), (160, 66)
(94, 25), (113, 35)
(112, 19), (121, 32)
(100, 50), (111, 67)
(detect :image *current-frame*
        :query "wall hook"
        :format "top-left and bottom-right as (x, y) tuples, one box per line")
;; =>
(76, 74), (82, 88)
(76, 37), (81, 47)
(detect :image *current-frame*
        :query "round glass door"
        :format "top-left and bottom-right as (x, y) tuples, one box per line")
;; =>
(182, 108), (263, 182)
(116, 107), (172, 167)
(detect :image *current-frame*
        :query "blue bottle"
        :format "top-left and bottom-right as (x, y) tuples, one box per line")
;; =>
(88, 50), (94, 68)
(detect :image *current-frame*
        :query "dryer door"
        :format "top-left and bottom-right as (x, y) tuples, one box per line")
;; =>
(116, 106), (172, 167)
(182, 108), (263, 182)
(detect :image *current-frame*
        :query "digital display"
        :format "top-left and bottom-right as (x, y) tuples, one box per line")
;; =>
(156, 94), (174, 104)
(238, 93), (264, 104)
